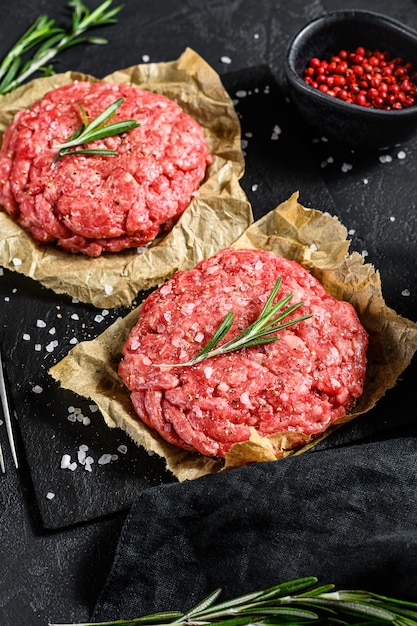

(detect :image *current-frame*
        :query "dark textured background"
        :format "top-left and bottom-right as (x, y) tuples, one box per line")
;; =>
(1, 0), (417, 624)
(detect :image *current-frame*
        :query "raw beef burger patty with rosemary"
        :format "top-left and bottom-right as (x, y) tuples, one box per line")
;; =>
(118, 248), (368, 458)
(0, 81), (212, 256)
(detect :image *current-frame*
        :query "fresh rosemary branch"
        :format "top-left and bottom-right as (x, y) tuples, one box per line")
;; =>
(155, 277), (312, 368)
(53, 97), (140, 161)
(0, 0), (122, 95)
(49, 576), (417, 626)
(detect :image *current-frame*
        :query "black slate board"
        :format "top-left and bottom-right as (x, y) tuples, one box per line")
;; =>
(2, 65), (415, 530)
(0, 66), (337, 529)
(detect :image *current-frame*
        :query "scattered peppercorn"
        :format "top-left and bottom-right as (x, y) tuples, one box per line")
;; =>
(303, 46), (417, 109)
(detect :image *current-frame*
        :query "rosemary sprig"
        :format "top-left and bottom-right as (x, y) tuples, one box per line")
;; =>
(49, 576), (417, 626)
(53, 97), (140, 161)
(155, 277), (312, 368)
(0, 0), (122, 95)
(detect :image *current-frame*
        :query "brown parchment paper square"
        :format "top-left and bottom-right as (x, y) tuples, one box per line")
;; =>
(0, 48), (252, 308)
(50, 193), (417, 480)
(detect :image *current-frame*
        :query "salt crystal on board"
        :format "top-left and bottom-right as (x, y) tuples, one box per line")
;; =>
(98, 453), (112, 465)
(61, 454), (71, 469)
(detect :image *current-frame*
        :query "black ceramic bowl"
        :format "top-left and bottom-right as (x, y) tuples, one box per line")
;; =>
(284, 10), (417, 150)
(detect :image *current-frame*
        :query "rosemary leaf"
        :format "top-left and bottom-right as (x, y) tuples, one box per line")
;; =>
(0, 0), (122, 95)
(154, 278), (312, 369)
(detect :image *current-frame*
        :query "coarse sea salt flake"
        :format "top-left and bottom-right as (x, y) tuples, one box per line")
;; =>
(94, 314), (104, 323)
(160, 283), (172, 295)
(181, 302), (195, 315)
(23, 333), (30, 340)
(71, 313), (79, 320)
(236, 89), (247, 98)
(251, 184), (258, 191)
(98, 453), (112, 465)
(341, 162), (353, 172)
(67, 414), (76, 422)
(390, 216), (396, 222)
(46, 340), (58, 352)
(61, 454), (71, 469)
(104, 284), (113, 294)
(240, 391), (252, 406)
(195, 332), (204, 343)
(46, 492), (55, 500)
(69, 338), (78, 345)
(271, 125), (282, 140)
(142, 54), (150, 62)
(397, 150), (406, 159)
(49, 327), (56, 335)
(35, 344), (42, 351)
(220, 55), (232, 64)
(379, 154), (393, 163)
(12, 258), (22, 266)
(78, 450), (87, 464)
(36, 319), (46, 328)
(402, 289), (411, 297)
(32, 385), (43, 394)
(204, 366), (213, 379)
(89, 404), (99, 413)
(118, 444), (128, 454)
(82, 416), (91, 426)
(68, 462), (77, 471)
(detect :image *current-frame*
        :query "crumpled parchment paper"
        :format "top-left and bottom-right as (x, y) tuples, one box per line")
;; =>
(0, 48), (251, 308)
(49, 193), (417, 480)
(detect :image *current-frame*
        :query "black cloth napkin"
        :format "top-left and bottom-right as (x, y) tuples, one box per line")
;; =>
(92, 423), (417, 622)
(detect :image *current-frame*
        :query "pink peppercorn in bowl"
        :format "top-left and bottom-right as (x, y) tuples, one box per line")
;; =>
(284, 10), (417, 150)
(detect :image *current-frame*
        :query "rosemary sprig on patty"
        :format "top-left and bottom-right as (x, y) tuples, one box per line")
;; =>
(155, 276), (312, 368)
(53, 97), (140, 161)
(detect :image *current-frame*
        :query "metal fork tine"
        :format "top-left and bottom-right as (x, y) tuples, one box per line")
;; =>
(0, 346), (18, 470)
(0, 442), (5, 473)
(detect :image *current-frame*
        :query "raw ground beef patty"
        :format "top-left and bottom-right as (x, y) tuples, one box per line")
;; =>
(0, 81), (212, 256)
(118, 248), (368, 458)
